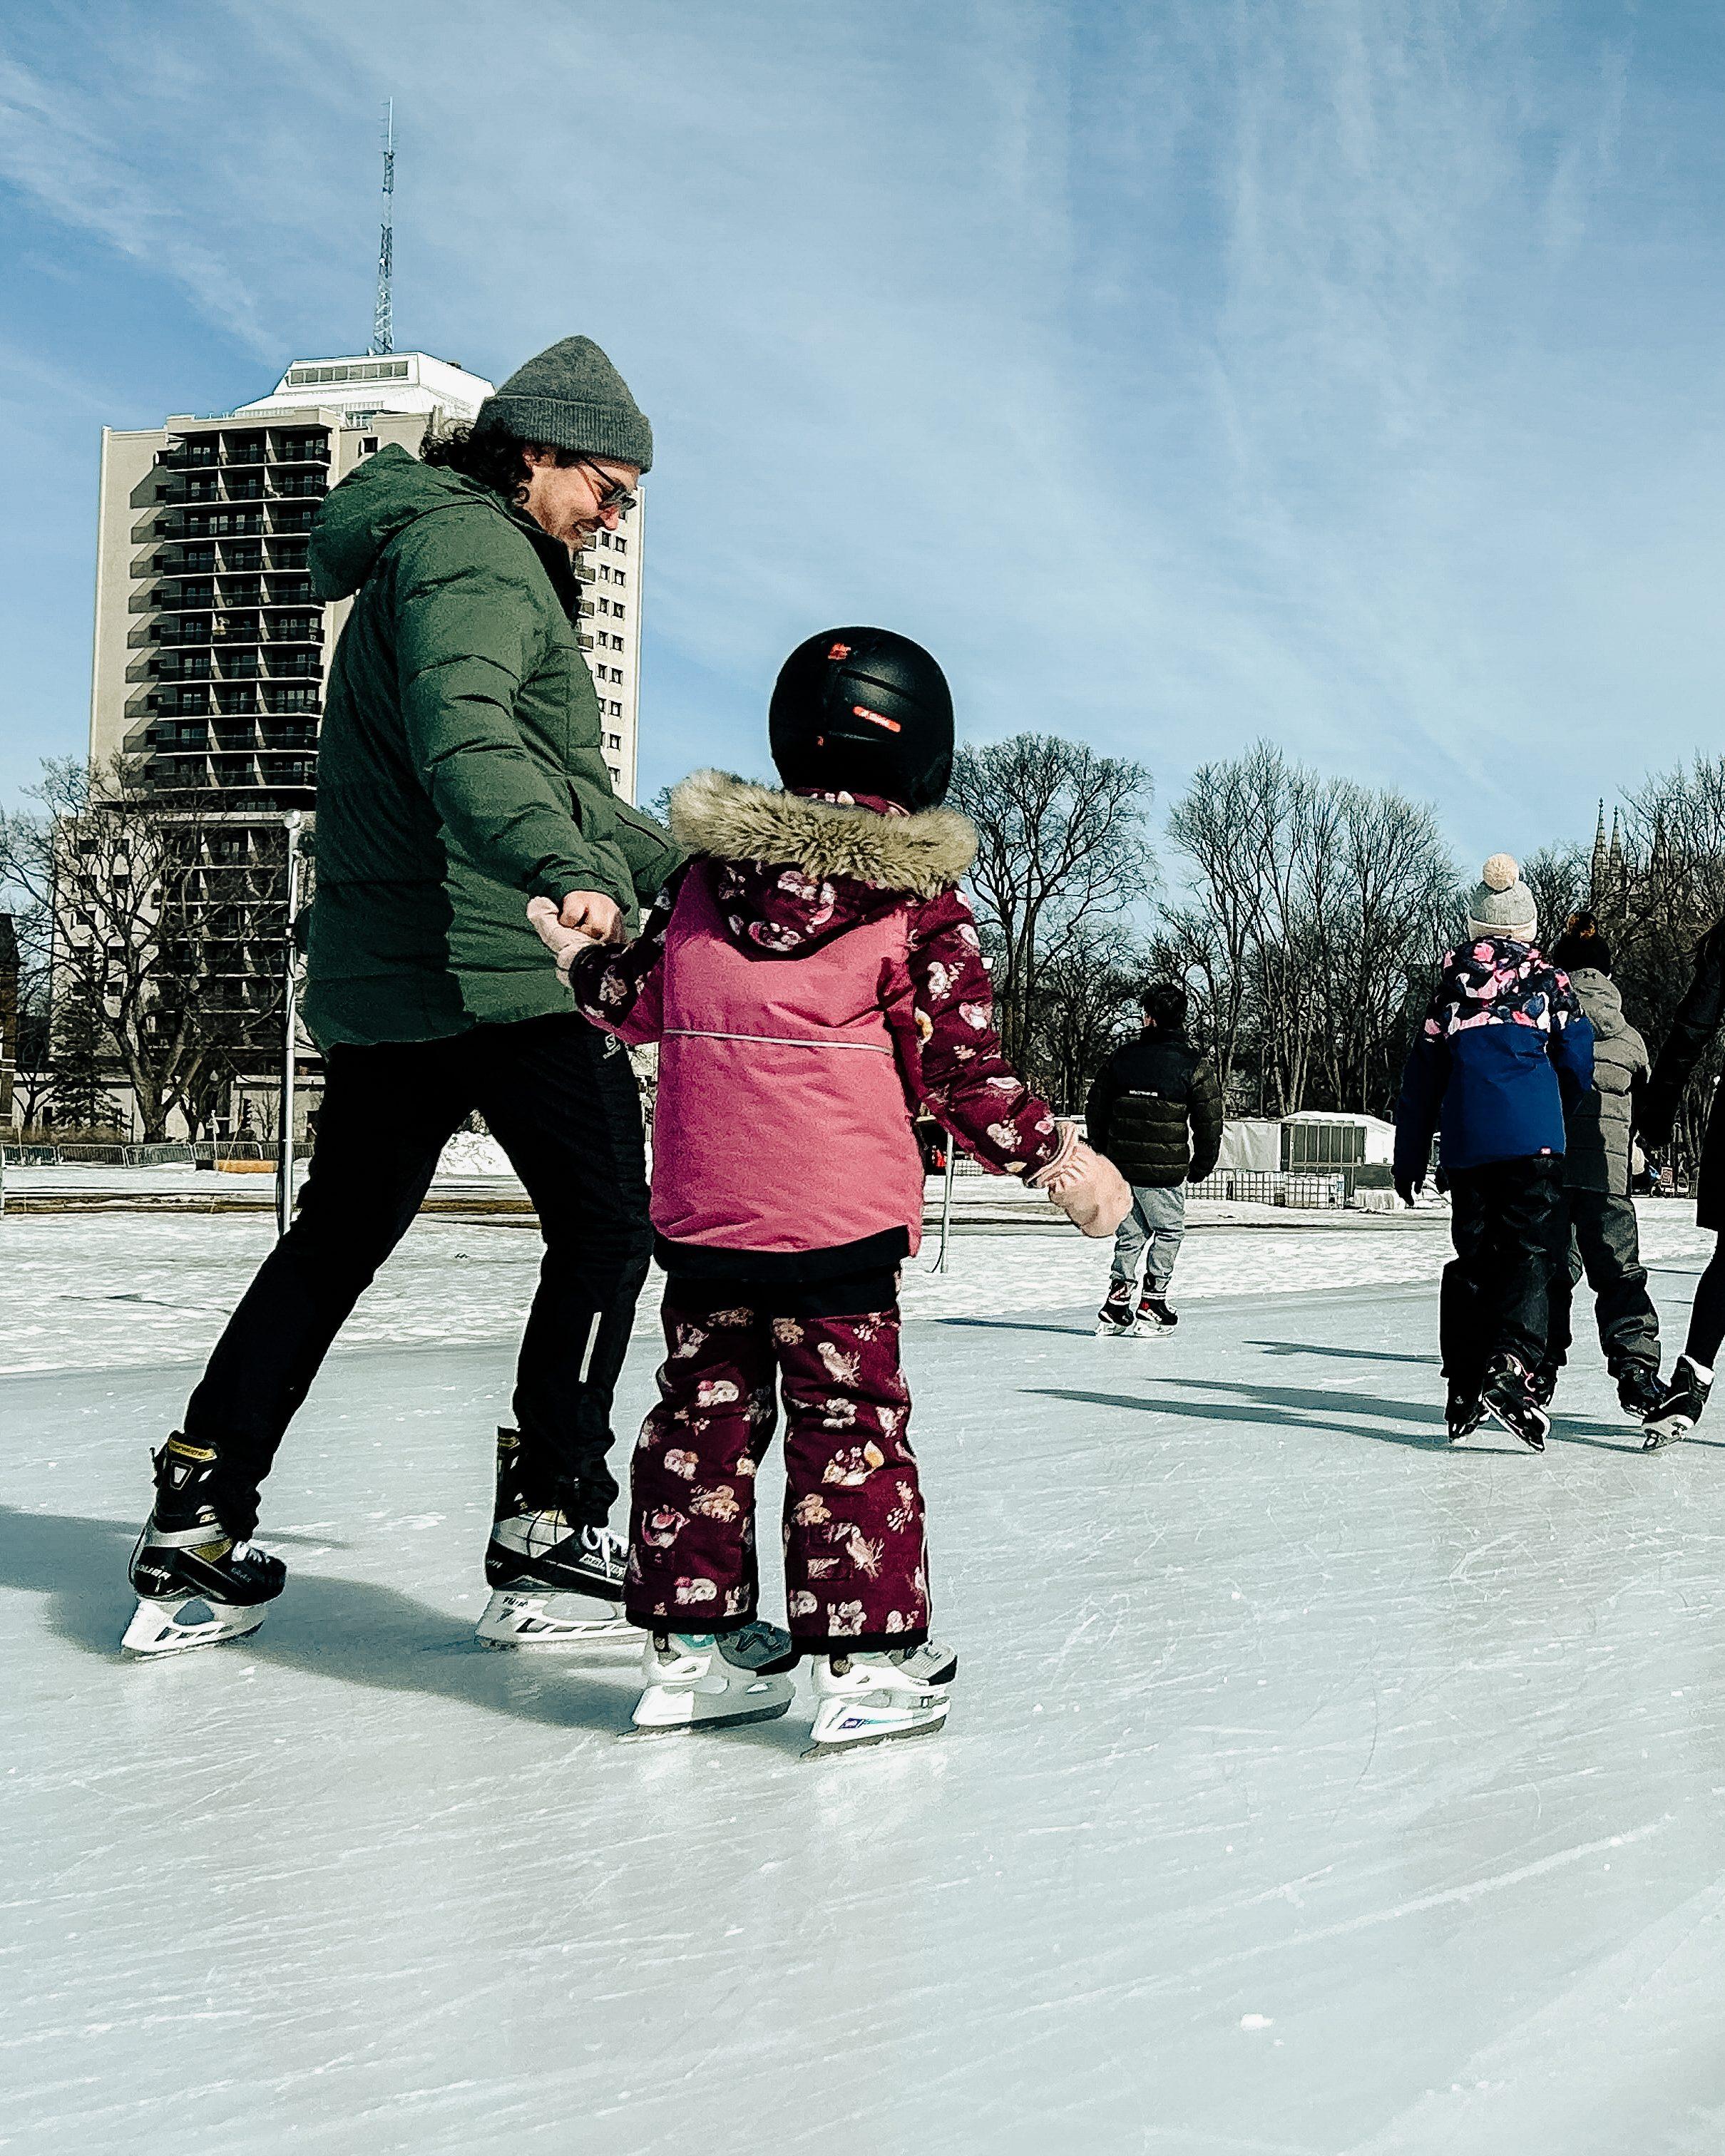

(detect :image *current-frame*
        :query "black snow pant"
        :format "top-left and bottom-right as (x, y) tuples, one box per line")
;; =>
(182, 1011), (652, 1539)
(1439, 1156), (1566, 1395)
(1543, 1188), (1660, 1380)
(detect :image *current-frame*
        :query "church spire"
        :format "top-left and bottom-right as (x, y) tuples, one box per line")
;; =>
(1590, 800), (1609, 905)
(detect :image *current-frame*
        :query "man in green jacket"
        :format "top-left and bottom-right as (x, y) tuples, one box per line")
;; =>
(123, 337), (683, 1660)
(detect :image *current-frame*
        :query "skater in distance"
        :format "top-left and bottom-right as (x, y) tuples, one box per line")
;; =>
(532, 626), (1130, 1752)
(1393, 856), (1595, 1451)
(126, 335), (680, 1658)
(1085, 980), (1224, 1338)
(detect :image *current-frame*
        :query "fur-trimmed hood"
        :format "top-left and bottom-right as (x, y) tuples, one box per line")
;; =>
(670, 770), (976, 893)
(667, 769), (977, 959)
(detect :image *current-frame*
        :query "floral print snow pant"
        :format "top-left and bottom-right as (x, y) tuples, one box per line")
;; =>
(627, 1281), (930, 1652)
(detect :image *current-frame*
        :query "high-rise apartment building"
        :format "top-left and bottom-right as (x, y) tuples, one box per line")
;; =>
(82, 347), (647, 1138)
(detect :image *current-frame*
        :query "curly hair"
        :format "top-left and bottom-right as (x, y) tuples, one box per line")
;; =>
(419, 422), (581, 507)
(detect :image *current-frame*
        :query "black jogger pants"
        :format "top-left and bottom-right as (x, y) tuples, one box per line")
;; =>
(183, 1012), (651, 1537)
(1544, 1187), (1660, 1378)
(1439, 1156), (1566, 1394)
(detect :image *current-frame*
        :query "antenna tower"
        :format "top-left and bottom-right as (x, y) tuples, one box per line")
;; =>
(370, 100), (394, 356)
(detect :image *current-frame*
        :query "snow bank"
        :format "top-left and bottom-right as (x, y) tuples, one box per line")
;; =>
(433, 1131), (518, 1178)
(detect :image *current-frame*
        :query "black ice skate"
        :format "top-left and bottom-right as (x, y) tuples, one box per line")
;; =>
(1480, 1352), (1550, 1452)
(1642, 1358), (1711, 1451)
(477, 1427), (636, 1650)
(1615, 1364), (1664, 1422)
(1445, 1382), (1484, 1445)
(1137, 1290), (1178, 1331)
(1530, 1365), (1558, 1410)
(1096, 1282), (1136, 1338)
(123, 1434), (285, 1656)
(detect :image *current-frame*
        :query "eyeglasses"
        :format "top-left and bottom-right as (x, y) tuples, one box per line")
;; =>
(577, 458), (637, 515)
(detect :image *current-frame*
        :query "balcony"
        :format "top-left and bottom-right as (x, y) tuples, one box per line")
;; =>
(270, 474), (327, 500)
(158, 442), (220, 471)
(265, 615), (323, 645)
(149, 689), (214, 717)
(258, 756), (318, 789)
(271, 437), (330, 466)
(152, 618), (214, 645)
(167, 509), (267, 540)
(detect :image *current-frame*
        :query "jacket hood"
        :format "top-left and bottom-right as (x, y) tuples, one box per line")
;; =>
(1567, 965), (1625, 1040)
(669, 769), (977, 958)
(309, 444), (523, 600)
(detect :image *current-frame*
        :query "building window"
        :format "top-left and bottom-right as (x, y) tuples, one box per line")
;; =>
(361, 436), (379, 455)
(613, 536), (628, 555)
(608, 699), (623, 717)
(606, 732), (623, 750)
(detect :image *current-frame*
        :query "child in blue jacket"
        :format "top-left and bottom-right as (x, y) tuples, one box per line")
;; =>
(1395, 855), (1595, 1449)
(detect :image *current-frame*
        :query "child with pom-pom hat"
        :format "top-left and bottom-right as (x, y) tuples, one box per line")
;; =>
(1395, 854), (1596, 1449)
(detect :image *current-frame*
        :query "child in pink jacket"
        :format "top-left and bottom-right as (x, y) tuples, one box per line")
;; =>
(532, 627), (1127, 1750)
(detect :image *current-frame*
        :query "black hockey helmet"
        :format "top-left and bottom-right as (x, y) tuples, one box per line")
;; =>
(768, 627), (954, 811)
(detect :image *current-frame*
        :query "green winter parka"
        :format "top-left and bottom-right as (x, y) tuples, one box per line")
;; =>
(302, 445), (681, 1048)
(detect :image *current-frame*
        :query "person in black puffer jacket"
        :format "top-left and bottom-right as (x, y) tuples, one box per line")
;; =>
(1085, 982), (1224, 1331)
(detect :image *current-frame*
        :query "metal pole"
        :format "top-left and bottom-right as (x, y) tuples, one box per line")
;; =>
(933, 1146), (956, 1272)
(275, 811), (304, 1240)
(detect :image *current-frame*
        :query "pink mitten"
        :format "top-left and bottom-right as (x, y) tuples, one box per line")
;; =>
(526, 895), (598, 978)
(1033, 1138), (1130, 1238)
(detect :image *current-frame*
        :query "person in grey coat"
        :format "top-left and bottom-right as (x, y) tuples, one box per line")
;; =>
(1539, 913), (1662, 1417)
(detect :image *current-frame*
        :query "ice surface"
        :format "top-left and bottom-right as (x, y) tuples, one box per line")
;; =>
(5, 1219), (1725, 2152)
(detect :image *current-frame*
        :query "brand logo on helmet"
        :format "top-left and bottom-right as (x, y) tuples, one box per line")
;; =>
(827, 642), (852, 661)
(852, 704), (901, 734)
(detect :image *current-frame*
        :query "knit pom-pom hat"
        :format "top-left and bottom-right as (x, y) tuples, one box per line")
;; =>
(1465, 853), (1537, 942)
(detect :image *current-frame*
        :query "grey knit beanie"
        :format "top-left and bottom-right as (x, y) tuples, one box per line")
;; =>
(1465, 852), (1537, 942)
(476, 335), (653, 472)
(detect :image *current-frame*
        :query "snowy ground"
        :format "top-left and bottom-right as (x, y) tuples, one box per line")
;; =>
(6, 1209), (1725, 2152)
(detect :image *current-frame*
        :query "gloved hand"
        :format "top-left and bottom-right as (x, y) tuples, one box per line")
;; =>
(1032, 1133), (1132, 1238)
(527, 894), (602, 978)
(1393, 1167), (1423, 1208)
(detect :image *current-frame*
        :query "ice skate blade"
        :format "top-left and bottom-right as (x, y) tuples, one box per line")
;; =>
(803, 1712), (949, 1760)
(474, 1589), (639, 1651)
(1481, 1400), (1547, 1452)
(1095, 1320), (1136, 1338)
(622, 1697), (794, 1740)
(121, 1596), (266, 1657)
(1642, 1419), (1694, 1452)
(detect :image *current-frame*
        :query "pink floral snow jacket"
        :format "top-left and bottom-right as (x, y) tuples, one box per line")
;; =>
(563, 770), (1063, 1268)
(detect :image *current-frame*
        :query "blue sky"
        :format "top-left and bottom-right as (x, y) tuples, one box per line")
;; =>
(2, 0), (1723, 871)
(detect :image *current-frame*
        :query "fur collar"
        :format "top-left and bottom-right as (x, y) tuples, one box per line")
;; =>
(669, 770), (976, 897)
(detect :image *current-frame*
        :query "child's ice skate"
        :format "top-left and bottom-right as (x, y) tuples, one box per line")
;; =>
(629, 1621), (799, 1733)
(1643, 1357), (1711, 1450)
(1616, 1363), (1664, 1422)
(807, 1639), (958, 1755)
(1445, 1381), (1484, 1445)
(1096, 1281), (1136, 1337)
(1480, 1352), (1550, 1452)
(1137, 1288), (1177, 1331)
(123, 1434), (286, 1656)
(478, 1426), (632, 1647)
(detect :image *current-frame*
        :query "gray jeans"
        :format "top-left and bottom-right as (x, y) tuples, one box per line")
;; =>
(1110, 1183), (1187, 1293)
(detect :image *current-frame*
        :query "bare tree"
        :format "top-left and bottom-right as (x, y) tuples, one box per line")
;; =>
(0, 759), (290, 1141)
(951, 734), (1154, 1076)
(1159, 743), (1455, 1116)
